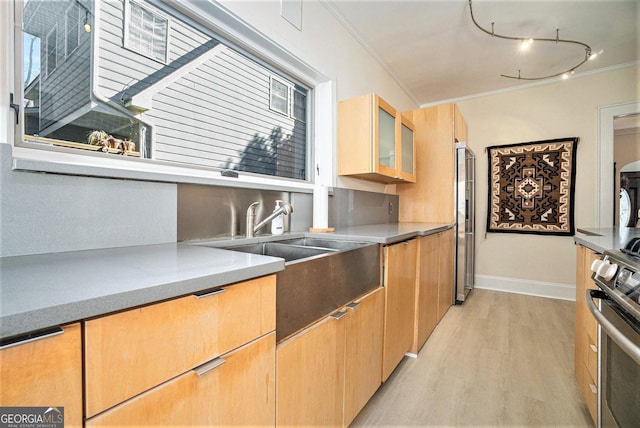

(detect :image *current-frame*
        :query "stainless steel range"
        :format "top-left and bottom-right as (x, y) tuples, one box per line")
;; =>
(588, 237), (640, 428)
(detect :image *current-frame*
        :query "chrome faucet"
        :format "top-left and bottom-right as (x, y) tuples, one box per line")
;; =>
(245, 201), (293, 237)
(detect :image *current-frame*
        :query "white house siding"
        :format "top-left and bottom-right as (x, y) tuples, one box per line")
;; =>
(97, 0), (212, 102)
(147, 47), (306, 179)
(24, 0), (91, 134)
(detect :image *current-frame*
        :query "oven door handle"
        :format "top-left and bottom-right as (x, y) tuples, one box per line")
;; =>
(586, 289), (640, 365)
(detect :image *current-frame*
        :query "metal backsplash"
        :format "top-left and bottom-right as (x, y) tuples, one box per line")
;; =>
(330, 188), (399, 227)
(177, 184), (399, 241)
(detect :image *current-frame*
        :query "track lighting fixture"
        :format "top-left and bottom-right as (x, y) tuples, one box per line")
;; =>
(468, 0), (599, 81)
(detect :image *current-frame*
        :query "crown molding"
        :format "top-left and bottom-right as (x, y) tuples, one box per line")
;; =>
(420, 60), (640, 108)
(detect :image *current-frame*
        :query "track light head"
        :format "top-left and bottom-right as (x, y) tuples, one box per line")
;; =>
(519, 38), (534, 51)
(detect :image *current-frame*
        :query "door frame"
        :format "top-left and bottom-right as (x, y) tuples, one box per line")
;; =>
(598, 101), (640, 227)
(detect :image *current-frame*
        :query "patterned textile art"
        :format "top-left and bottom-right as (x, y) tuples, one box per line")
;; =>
(487, 137), (578, 236)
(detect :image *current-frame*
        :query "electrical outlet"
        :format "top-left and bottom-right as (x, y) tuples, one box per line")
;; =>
(388, 202), (393, 214)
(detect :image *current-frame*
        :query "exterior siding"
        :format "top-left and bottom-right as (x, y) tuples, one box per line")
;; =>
(24, 0), (307, 179)
(96, 0), (306, 179)
(97, 0), (211, 101)
(147, 48), (306, 178)
(24, 0), (91, 134)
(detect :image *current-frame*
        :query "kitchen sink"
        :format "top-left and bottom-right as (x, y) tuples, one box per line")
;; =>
(200, 237), (381, 342)
(219, 241), (337, 263)
(274, 237), (367, 251)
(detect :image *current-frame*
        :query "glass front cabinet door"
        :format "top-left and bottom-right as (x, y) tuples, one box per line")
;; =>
(338, 93), (416, 183)
(397, 114), (416, 182)
(375, 97), (399, 179)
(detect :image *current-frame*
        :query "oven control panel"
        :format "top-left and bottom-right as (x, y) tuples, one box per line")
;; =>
(615, 268), (640, 302)
(595, 250), (640, 314)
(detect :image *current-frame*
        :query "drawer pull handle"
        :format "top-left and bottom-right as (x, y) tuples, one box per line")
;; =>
(590, 344), (598, 353)
(346, 302), (361, 310)
(0, 327), (64, 350)
(194, 358), (226, 376)
(589, 383), (597, 394)
(331, 311), (347, 320)
(194, 288), (225, 299)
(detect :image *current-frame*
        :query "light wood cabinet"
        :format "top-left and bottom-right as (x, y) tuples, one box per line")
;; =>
(411, 229), (455, 354)
(338, 93), (416, 183)
(0, 323), (82, 428)
(277, 287), (384, 427)
(438, 228), (455, 321)
(575, 245), (600, 424)
(85, 274), (276, 419)
(382, 239), (418, 381)
(86, 332), (275, 427)
(343, 287), (385, 426)
(397, 103), (467, 223)
(276, 311), (346, 427)
(412, 233), (441, 354)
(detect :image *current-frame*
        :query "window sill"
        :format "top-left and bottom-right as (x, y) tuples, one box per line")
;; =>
(11, 145), (314, 193)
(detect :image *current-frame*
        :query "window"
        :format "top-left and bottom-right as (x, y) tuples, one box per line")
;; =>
(125, 0), (168, 63)
(293, 88), (307, 122)
(45, 27), (57, 77)
(19, 0), (311, 182)
(65, 3), (80, 58)
(270, 76), (307, 123)
(270, 76), (289, 115)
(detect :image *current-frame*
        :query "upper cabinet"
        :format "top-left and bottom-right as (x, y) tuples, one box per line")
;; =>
(338, 93), (416, 183)
(397, 103), (467, 223)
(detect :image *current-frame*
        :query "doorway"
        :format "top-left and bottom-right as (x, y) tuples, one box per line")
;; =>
(599, 102), (640, 227)
(613, 114), (640, 227)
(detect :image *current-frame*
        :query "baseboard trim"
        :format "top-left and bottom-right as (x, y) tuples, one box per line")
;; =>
(474, 274), (575, 301)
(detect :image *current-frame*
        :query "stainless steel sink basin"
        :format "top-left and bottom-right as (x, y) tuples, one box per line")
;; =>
(205, 237), (381, 342)
(274, 237), (367, 251)
(220, 241), (337, 263)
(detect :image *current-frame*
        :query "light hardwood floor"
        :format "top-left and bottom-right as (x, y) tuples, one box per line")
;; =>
(351, 289), (593, 427)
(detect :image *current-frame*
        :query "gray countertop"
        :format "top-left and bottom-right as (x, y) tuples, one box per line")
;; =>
(0, 243), (284, 340)
(0, 222), (452, 340)
(574, 227), (640, 254)
(191, 223), (453, 248)
(310, 222), (453, 244)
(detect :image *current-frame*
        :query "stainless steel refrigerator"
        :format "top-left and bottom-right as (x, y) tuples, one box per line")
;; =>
(455, 142), (475, 303)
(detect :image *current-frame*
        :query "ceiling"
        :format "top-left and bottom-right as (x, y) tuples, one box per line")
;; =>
(323, 0), (639, 106)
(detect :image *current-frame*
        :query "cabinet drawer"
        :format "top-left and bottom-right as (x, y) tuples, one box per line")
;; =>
(584, 335), (598, 382)
(581, 364), (598, 424)
(85, 274), (275, 417)
(0, 323), (83, 428)
(86, 332), (275, 426)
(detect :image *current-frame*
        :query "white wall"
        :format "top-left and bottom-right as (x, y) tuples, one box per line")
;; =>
(458, 65), (639, 293)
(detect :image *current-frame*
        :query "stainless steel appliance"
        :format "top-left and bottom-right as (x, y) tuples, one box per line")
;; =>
(587, 238), (640, 427)
(455, 142), (475, 303)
